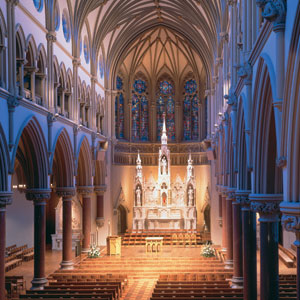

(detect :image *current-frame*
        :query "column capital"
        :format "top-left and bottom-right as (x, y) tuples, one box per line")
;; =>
(250, 193), (283, 221)
(280, 201), (300, 235)
(235, 190), (251, 208)
(220, 31), (229, 43)
(46, 31), (57, 43)
(94, 185), (107, 195)
(227, 0), (237, 6)
(226, 188), (236, 200)
(77, 186), (94, 196)
(47, 112), (57, 124)
(7, 96), (20, 111)
(0, 191), (13, 208)
(72, 57), (81, 67)
(56, 187), (76, 198)
(25, 189), (51, 203)
(224, 86), (237, 107)
(257, 0), (286, 31)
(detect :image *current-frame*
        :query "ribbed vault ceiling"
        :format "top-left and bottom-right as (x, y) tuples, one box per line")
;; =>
(67, 0), (224, 86)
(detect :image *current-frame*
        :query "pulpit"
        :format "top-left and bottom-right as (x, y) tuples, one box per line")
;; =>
(106, 236), (121, 255)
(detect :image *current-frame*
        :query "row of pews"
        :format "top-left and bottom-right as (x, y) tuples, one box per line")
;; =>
(122, 229), (210, 246)
(5, 244), (34, 272)
(19, 273), (128, 300)
(149, 273), (297, 300)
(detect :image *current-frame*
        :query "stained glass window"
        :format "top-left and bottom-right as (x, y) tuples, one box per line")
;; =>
(99, 54), (104, 79)
(54, 4), (60, 31)
(183, 79), (199, 140)
(33, 0), (43, 12)
(115, 76), (124, 139)
(157, 80), (175, 141)
(132, 79), (148, 141)
(62, 10), (70, 42)
(84, 37), (89, 63)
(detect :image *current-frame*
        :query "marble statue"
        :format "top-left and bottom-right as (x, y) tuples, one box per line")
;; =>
(136, 186), (142, 206)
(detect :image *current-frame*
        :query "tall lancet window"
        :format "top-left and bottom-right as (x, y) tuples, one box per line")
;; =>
(115, 76), (124, 139)
(132, 79), (148, 141)
(183, 79), (199, 140)
(157, 80), (175, 141)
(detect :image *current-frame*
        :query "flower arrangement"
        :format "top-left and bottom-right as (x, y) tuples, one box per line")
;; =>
(201, 243), (215, 257)
(88, 244), (101, 258)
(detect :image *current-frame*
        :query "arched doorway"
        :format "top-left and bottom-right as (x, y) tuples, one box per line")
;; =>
(117, 205), (127, 235)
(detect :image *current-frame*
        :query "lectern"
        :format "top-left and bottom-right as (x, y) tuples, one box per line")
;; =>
(106, 236), (121, 255)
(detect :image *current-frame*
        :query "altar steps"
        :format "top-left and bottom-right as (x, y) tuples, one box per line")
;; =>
(121, 230), (210, 246)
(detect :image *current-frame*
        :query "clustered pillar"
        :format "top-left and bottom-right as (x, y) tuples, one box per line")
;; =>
(77, 187), (93, 252)
(250, 194), (283, 300)
(0, 192), (12, 300)
(56, 187), (76, 270)
(225, 188), (234, 269)
(95, 185), (106, 228)
(25, 189), (51, 290)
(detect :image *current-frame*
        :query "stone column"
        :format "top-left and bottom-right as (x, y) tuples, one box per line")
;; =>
(225, 188), (235, 269)
(77, 186), (93, 252)
(72, 58), (80, 122)
(237, 190), (257, 300)
(221, 189), (227, 250)
(95, 185), (107, 228)
(231, 191), (243, 288)
(250, 194), (283, 300)
(26, 189), (51, 290)
(280, 202), (300, 300)
(56, 187), (75, 269)
(0, 192), (12, 300)
(46, 31), (56, 112)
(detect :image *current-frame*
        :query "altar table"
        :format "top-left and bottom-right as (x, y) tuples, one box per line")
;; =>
(145, 237), (163, 253)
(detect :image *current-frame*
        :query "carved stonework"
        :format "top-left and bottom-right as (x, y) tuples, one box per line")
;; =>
(25, 189), (51, 202)
(47, 112), (56, 124)
(56, 187), (76, 198)
(96, 217), (105, 228)
(263, 0), (286, 27)
(251, 201), (280, 220)
(46, 32), (57, 43)
(237, 62), (252, 82)
(94, 185), (107, 195)
(276, 156), (287, 168)
(77, 186), (94, 195)
(0, 192), (13, 206)
(224, 86), (237, 106)
(281, 215), (300, 233)
(7, 96), (20, 111)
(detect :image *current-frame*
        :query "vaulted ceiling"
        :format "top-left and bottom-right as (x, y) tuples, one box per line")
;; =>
(62, 0), (225, 87)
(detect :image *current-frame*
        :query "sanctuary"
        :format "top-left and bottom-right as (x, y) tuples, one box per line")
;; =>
(132, 118), (197, 231)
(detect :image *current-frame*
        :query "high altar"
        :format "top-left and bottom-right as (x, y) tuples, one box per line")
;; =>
(133, 118), (197, 231)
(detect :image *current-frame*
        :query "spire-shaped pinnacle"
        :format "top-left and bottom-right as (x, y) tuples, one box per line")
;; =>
(136, 150), (141, 165)
(161, 113), (167, 145)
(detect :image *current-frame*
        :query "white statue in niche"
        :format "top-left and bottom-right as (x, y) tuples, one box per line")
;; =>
(136, 186), (142, 206)
(188, 186), (194, 206)
(161, 157), (167, 174)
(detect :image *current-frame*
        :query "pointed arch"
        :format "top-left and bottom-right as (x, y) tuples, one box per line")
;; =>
(25, 34), (38, 65)
(251, 58), (282, 194)
(15, 24), (26, 59)
(76, 136), (93, 186)
(51, 128), (74, 187)
(12, 116), (49, 189)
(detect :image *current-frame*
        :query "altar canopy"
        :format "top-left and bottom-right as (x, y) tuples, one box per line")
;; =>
(133, 117), (197, 231)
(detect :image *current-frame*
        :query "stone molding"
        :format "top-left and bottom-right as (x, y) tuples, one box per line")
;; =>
(25, 189), (51, 203)
(7, 96), (20, 110)
(77, 186), (94, 195)
(0, 191), (13, 207)
(94, 185), (107, 195)
(226, 188), (236, 200)
(235, 190), (251, 208)
(250, 193), (283, 222)
(281, 215), (300, 233)
(56, 187), (76, 198)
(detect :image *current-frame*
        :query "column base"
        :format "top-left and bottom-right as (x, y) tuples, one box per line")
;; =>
(60, 260), (74, 270)
(30, 277), (47, 290)
(231, 277), (243, 288)
(81, 248), (90, 253)
(225, 259), (233, 269)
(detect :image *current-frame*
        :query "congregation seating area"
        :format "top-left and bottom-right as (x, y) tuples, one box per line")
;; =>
(5, 244), (34, 272)
(19, 273), (128, 300)
(5, 275), (26, 298)
(122, 230), (210, 246)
